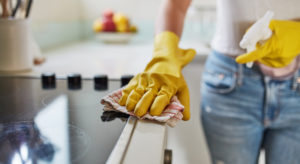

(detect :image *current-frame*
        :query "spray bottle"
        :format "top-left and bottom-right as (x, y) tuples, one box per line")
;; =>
(239, 11), (275, 67)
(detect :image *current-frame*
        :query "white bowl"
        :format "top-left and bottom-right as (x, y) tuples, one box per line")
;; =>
(95, 32), (136, 44)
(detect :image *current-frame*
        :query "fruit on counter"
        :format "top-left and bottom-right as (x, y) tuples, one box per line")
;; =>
(113, 13), (129, 24)
(129, 25), (137, 33)
(102, 9), (114, 19)
(116, 23), (129, 33)
(101, 9), (116, 32)
(113, 13), (129, 33)
(102, 18), (116, 32)
(92, 9), (138, 33)
(93, 19), (103, 32)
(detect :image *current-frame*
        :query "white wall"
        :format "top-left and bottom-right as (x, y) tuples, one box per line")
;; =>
(192, 0), (216, 7)
(79, 0), (161, 21)
(31, 0), (81, 22)
(29, 0), (216, 49)
(30, 0), (216, 24)
(79, 0), (216, 21)
(30, 0), (82, 49)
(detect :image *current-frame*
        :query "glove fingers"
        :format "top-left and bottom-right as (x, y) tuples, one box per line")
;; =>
(268, 20), (276, 31)
(177, 83), (191, 121)
(125, 74), (147, 111)
(134, 88), (158, 117)
(235, 46), (264, 64)
(150, 85), (174, 116)
(119, 76), (139, 106)
(125, 89), (143, 111)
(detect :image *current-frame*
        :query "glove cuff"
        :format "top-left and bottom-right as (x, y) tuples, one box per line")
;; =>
(154, 31), (180, 50)
(145, 31), (195, 77)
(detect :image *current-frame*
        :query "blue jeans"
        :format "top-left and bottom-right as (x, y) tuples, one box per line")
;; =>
(201, 51), (300, 164)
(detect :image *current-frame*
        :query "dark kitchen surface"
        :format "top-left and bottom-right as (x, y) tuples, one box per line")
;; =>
(0, 75), (130, 164)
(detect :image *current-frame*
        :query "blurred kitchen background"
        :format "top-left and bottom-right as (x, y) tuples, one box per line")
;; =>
(5, 0), (218, 163)
(30, 0), (215, 163)
(1, 0), (272, 163)
(30, 0), (216, 50)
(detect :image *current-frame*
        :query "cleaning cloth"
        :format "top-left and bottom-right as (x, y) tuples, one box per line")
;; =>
(100, 89), (184, 127)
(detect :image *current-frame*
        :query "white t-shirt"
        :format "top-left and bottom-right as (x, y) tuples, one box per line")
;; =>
(211, 0), (300, 56)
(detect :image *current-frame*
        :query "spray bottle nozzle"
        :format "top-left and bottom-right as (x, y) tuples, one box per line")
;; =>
(239, 11), (275, 68)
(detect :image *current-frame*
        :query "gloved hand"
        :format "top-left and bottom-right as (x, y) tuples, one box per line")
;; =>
(236, 20), (300, 68)
(119, 31), (196, 120)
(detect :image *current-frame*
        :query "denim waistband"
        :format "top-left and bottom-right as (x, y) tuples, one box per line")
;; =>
(210, 50), (300, 89)
(211, 50), (262, 75)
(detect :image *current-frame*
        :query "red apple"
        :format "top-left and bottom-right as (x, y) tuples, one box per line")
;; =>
(102, 9), (114, 19)
(102, 18), (116, 32)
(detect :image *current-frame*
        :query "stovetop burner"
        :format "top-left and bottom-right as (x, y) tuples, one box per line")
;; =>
(0, 75), (132, 164)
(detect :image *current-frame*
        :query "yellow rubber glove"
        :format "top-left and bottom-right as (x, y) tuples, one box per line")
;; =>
(236, 20), (300, 68)
(119, 31), (196, 120)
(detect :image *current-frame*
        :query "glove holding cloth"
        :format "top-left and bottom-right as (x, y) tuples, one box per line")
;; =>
(236, 20), (300, 68)
(119, 31), (196, 120)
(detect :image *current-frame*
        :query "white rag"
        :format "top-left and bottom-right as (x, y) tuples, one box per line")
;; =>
(100, 89), (184, 127)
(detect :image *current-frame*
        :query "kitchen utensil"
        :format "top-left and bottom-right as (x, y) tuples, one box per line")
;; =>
(14, 0), (26, 18)
(25, 0), (31, 18)
(11, 0), (21, 17)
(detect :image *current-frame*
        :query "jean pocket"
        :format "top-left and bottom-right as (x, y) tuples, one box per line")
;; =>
(202, 68), (237, 94)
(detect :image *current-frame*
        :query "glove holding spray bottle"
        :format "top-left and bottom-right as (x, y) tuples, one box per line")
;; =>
(236, 11), (300, 68)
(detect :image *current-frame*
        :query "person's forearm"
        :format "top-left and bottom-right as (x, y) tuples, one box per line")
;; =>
(155, 0), (192, 38)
